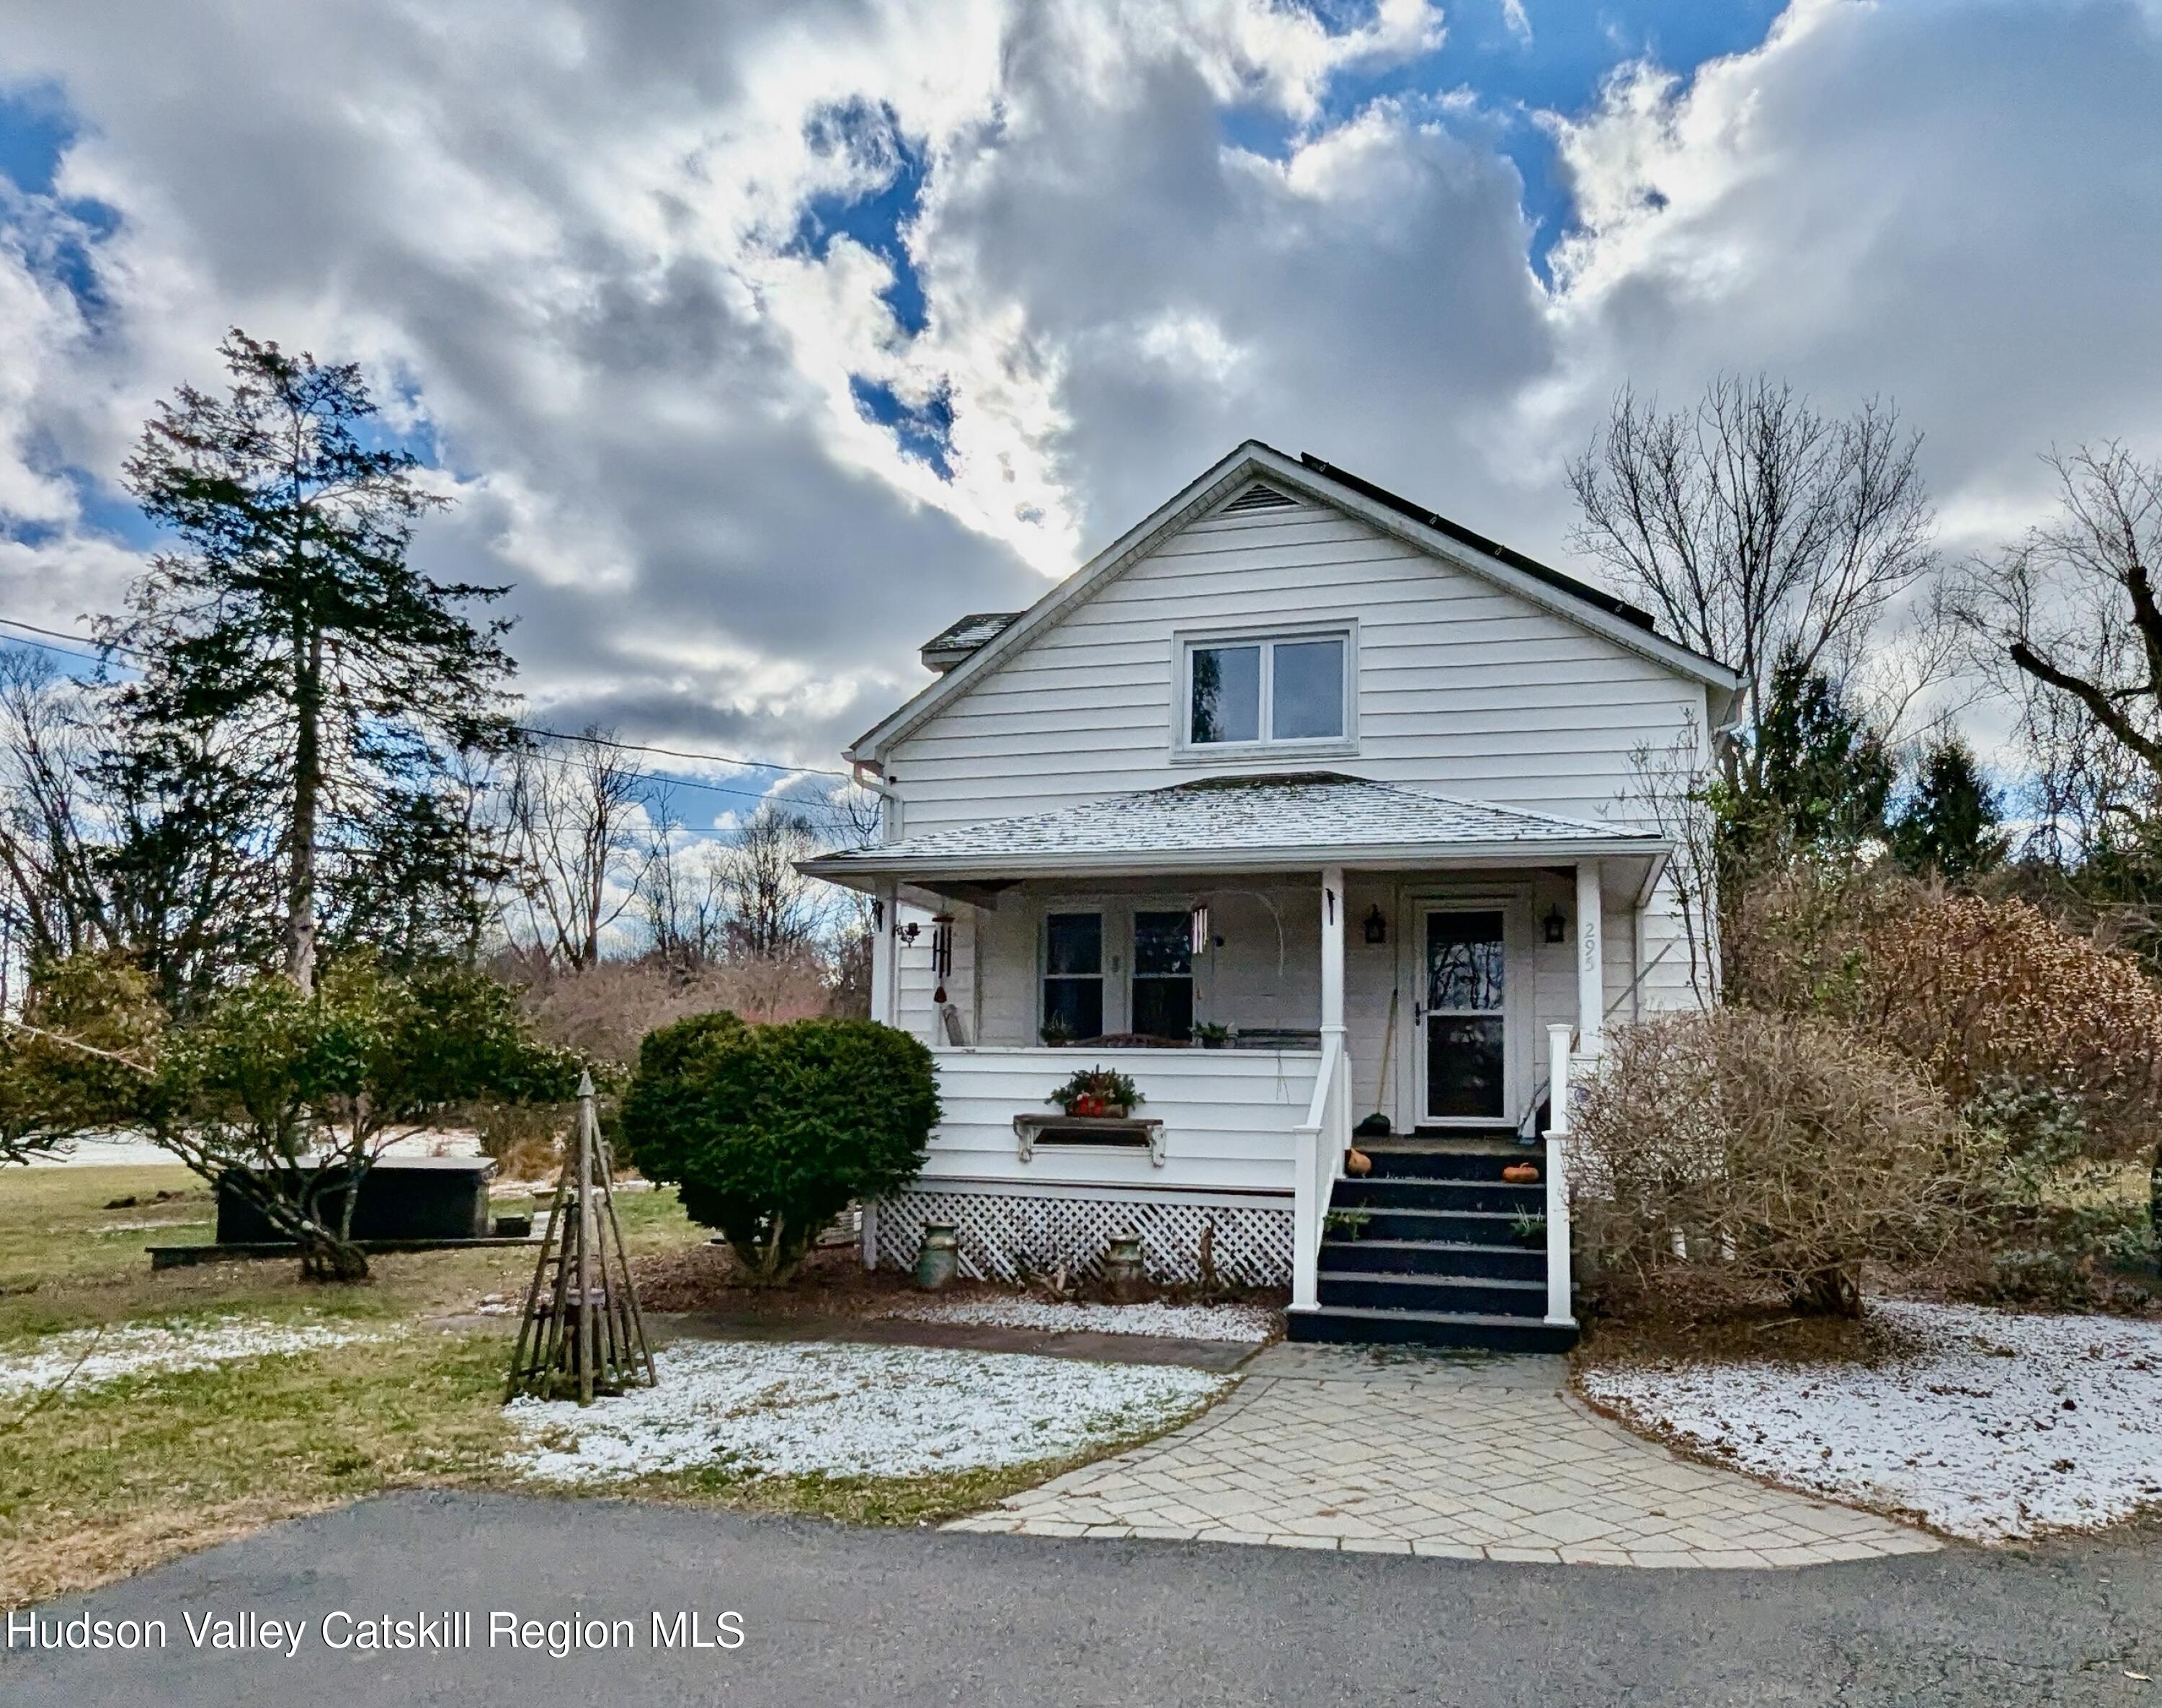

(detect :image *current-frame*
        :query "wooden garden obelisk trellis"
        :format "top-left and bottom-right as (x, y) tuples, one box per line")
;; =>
(507, 1070), (657, 1405)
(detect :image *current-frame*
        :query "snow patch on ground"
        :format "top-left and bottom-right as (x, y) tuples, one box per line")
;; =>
(1580, 1299), (2162, 1541)
(507, 1339), (1231, 1485)
(880, 1296), (1278, 1343)
(0, 1316), (394, 1398)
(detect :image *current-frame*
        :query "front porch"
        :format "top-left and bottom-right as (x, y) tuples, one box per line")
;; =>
(801, 774), (1671, 1349)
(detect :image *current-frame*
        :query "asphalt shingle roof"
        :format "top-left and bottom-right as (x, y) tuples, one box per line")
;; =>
(812, 773), (1658, 871)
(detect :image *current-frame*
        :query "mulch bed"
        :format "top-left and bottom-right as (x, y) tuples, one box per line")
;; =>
(628, 1242), (1286, 1326)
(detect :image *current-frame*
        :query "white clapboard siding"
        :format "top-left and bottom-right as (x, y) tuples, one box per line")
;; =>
(884, 493), (1710, 837)
(923, 1046), (1318, 1194)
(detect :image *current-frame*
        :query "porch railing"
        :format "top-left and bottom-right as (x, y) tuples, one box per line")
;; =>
(1291, 1032), (1351, 1312)
(1544, 1023), (1581, 1328)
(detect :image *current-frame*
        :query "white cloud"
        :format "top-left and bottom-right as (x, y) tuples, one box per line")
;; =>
(0, 0), (2153, 778)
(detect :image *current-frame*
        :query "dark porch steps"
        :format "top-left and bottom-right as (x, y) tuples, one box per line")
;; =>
(1330, 1175), (1543, 1215)
(1317, 1270), (1546, 1317)
(1351, 1207), (1529, 1244)
(1290, 1138), (1576, 1353)
(1352, 1144), (1539, 1180)
(1319, 1237), (1542, 1281)
(1289, 1305), (1578, 1354)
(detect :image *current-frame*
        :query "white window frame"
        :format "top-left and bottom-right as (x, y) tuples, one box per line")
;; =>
(1038, 905), (1112, 1041)
(1170, 620), (1358, 763)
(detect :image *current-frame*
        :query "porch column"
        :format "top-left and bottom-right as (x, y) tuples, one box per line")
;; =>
(1320, 864), (1346, 1044)
(871, 878), (900, 1028)
(864, 878), (901, 1273)
(1575, 860), (1603, 1053)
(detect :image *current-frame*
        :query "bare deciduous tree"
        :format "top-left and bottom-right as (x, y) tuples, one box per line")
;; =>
(1619, 719), (1722, 1008)
(500, 731), (657, 969)
(0, 654), (112, 987)
(1957, 444), (2162, 843)
(721, 804), (822, 959)
(1569, 374), (1936, 794)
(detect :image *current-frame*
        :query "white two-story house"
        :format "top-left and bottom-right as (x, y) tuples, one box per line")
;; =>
(802, 441), (1738, 1351)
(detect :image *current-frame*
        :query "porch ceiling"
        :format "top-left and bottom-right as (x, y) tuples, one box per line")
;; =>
(798, 773), (1666, 895)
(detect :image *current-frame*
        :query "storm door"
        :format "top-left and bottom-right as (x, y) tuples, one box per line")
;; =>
(1418, 908), (1508, 1122)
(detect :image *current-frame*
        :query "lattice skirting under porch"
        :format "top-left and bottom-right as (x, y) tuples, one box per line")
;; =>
(873, 1187), (1292, 1286)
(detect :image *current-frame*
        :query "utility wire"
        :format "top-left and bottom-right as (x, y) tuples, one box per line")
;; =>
(0, 613), (855, 785)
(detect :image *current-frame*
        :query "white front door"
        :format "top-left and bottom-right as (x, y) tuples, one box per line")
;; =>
(1410, 900), (1530, 1128)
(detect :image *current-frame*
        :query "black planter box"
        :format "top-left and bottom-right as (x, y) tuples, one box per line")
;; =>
(215, 1155), (495, 1244)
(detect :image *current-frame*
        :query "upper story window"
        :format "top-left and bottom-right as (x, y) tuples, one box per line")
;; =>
(1182, 628), (1353, 752)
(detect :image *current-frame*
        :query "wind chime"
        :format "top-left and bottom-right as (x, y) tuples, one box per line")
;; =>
(506, 1069), (657, 1405)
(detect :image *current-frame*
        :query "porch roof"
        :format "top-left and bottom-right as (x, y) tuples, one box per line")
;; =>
(799, 773), (1666, 891)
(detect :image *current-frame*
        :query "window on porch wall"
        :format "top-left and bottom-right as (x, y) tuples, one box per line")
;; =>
(1131, 909), (1194, 1040)
(1042, 912), (1103, 1039)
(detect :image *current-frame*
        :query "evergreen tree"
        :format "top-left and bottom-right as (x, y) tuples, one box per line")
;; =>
(1750, 649), (1895, 850)
(110, 330), (518, 991)
(1891, 735), (2007, 881)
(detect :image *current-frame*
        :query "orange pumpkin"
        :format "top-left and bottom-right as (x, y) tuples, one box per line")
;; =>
(1501, 1161), (1540, 1185)
(1344, 1147), (1372, 1176)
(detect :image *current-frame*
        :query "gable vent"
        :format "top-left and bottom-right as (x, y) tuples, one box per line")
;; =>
(1223, 482), (1298, 514)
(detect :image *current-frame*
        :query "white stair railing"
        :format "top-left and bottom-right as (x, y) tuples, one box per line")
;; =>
(1291, 1034), (1348, 1312)
(1544, 1023), (1578, 1328)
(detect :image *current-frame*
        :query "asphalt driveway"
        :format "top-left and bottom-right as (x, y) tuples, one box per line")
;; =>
(6, 1491), (2158, 1706)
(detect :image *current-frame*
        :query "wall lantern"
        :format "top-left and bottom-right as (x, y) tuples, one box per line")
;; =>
(1188, 904), (1211, 955)
(1542, 904), (1568, 945)
(897, 920), (922, 946)
(1362, 904), (1388, 946)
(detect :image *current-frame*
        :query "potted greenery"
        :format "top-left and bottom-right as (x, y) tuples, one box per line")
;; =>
(1049, 1065), (1144, 1119)
(1038, 1016), (1076, 1046)
(1191, 1022), (1232, 1049)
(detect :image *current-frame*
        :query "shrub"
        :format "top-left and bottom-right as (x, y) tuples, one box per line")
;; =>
(1571, 1009), (1992, 1317)
(1847, 893), (2162, 1160)
(153, 957), (580, 1281)
(0, 952), (165, 1164)
(620, 1012), (938, 1284)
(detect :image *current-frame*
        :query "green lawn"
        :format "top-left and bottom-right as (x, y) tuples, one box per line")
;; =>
(0, 1163), (1200, 1604)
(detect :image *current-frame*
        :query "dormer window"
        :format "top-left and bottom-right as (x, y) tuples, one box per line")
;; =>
(1178, 626), (1353, 754)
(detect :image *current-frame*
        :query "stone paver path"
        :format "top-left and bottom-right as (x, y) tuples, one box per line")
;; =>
(947, 1343), (1941, 1567)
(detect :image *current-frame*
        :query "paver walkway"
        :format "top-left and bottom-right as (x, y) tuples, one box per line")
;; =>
(946, 1342), (1941, 1567)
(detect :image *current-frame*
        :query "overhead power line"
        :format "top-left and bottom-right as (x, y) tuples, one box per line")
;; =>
(522, 724), (849, 779)
(0, 613), (855, 785)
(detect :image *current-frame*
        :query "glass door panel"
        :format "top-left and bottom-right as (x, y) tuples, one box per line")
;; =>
(1131, 909), (1195, 1041)
(1423, 909), (1505, 1121)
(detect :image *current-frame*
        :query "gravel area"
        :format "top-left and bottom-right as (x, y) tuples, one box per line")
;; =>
(0, 1315), (395, 1398)
(1579, 1299), (2162, 1540)
(505, 1338), (1232, 1485)
(878, 1296), (1278, 1343)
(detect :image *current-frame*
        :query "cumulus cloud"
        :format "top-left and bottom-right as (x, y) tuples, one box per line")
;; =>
(0, 0), (2153, 786)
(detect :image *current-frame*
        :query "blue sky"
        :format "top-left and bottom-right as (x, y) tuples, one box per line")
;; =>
(0, 2), (1797, 543)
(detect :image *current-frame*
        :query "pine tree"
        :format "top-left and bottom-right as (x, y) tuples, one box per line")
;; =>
(1891, 735), (2007, 881)
(110, 330), (518, 991)
(1750, 649), (1895, 850)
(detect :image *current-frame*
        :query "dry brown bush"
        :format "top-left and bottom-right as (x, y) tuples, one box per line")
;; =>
(497, 952), (835, 1069)
(1572, 1008), (1994, 1317)
(1849, 892), (2162, 1157)
(1720, 853), (1918, 1017)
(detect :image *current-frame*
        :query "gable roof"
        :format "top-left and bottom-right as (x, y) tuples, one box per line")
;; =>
(801, 773), (1664, 886)
(849, 440), (1740, 765)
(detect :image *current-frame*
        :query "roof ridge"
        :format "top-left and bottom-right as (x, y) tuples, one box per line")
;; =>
(1410, 788), (1632, 836)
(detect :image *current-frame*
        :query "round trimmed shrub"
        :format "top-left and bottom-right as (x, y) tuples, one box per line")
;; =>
(620, 1012), (938, 1283)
